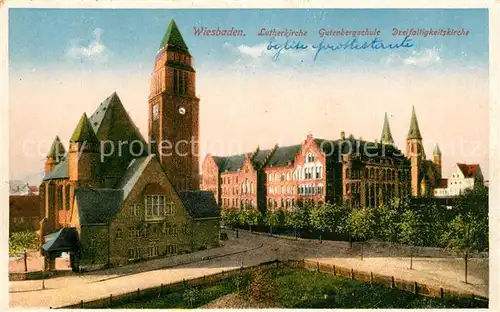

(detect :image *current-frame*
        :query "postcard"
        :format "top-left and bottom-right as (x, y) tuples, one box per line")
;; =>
(4, 2), (495, 310)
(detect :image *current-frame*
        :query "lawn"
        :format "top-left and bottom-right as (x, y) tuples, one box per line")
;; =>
(111, 266), (484, 309)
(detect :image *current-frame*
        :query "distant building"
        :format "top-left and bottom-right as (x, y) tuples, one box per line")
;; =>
(9, 195), (42, 234)
(202, 107), (447, 211)
(434, 163), (484, 197)
(9, 180), (39, 196)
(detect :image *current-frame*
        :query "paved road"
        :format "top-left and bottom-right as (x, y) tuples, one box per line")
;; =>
(9, 230), (489, 308)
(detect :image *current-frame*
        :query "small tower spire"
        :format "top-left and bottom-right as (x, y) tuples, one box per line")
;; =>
(407, 106), (422, 140)
(70, 113), (99, 143)
(433, 143), (442, 156)
(380, 112), (394, 145)
(44, 135), (66, 174)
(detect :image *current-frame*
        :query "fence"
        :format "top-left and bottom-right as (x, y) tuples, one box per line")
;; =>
(297, 259), (488, 307)
(58, 258), (488, 309)
(59, 259), (280, 309)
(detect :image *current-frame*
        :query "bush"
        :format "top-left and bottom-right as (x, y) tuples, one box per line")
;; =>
(182, 287), (200, 308)
(9, 230), (39, 256)
(245, 268), (277, 302)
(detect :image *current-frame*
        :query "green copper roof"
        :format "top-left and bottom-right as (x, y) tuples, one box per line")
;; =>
(380, 112), (394, 145)
(433, 144), (442, 155)
(160, 20), (189, 51)
(70, 113), (99, 143)
(47, 135), (66, 159)
(407, 106), (422, 140)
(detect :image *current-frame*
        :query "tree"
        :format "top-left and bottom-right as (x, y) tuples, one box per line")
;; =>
(373, 203), (400, 243)
(347, 208), (375, 260)
(440, 186), (488, 284)
(398, 209), (424, 269)
(309, 203), (346, 243)
(221, 209), (240, 238)
(265, 209), (284, 236)
(285, 204), (310, 239)
(241, 209), (262, 233)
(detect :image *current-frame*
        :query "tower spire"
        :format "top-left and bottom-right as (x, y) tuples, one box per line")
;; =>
(380, 112), (394, 145)
(433, 143), (442, 155)
(70, 113), (99, 143)
(159, 19), (190, 54)
(407, 106), (422, 140)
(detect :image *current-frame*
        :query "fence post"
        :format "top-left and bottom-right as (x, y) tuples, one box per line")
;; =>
(160, 283), (163, 296)
(414, 282), (418, 295)
(333, 265), (336, 276)
(391, 276), (395, 288)
(317, 261), (320, 272)
(80, 300), (83, 309)
(137, 288), (140, 299)
(350, 268), (354, 280)
(370, 272), (373, 285)
(109, 294), (113, 307)
(440, 287), (444, 299)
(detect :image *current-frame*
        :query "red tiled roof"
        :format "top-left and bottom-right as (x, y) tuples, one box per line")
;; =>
(28, 185), (39, 192)
(457, 163), (481, 178)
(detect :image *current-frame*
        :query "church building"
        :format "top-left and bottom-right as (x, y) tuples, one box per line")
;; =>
(39, 20), (220, 272)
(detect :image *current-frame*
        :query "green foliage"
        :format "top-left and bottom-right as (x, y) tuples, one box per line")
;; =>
(285, 204), (310, 233)
(221, 209), (239, 228)
(183, 287), (200, 308)
(373, 204), (400, 242)
(347, 208), (375, 241)
(9, 230), (39, 255)
(398, 209), (424, 247)
(310, 203), (347, 238)
(441, 186), (489, 253)
(265, 209), (285, 228)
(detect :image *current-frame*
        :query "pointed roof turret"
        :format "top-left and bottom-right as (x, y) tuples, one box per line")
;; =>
(433, 144), (442, 155)
(70, 113), (99, 143)
(159, 19), (190, 54)
(407, 106), (422, 140)
(380, 112), (394, 145)
(47, 135), (66, 159)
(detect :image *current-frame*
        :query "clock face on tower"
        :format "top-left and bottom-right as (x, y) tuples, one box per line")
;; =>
(178, 106), (186, 115)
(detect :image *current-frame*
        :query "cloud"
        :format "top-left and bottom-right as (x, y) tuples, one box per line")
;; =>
(385, 47), (442, 68)
(66, 28), (110, 63)
(223, 42), (271, 59)
(403, 47), (441, 67)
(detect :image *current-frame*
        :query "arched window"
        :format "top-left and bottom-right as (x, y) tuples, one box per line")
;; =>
(57, 185), (63, 210)
(365, 168), (369, 179)
(370, 168), (374, 179)
(65, 185), (71, 211)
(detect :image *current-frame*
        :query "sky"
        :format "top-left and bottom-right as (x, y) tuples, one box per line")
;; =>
(9, 8), (489, 185)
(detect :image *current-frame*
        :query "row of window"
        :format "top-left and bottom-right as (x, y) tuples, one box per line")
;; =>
(268, 166), (323, 182)
(221, 176), (239, 184)
(221, 179), (255, 195)
(297, 184), (324, 196)
(221, 198), (254, 209)
(361, 167), (410, 181)
(128, 244), (177, 260)
(268, 198), (297, 209)
(47, 184), (71, 211)
(173, 69), (189, 95)
(117, 224), (178, 239)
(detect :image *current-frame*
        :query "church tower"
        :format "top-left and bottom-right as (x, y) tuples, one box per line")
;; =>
(406, 106), (424, 197)
(149, 20), (200, 191)
(380, 112), (394, 145)
(433, 144), (442, 178)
